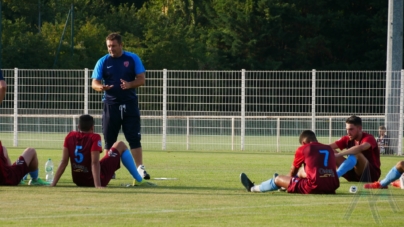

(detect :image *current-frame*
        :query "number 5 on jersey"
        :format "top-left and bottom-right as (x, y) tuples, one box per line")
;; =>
(75, 145), (84, 163)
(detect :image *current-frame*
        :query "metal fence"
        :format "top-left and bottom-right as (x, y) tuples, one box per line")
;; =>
(0, 68), (403, 154)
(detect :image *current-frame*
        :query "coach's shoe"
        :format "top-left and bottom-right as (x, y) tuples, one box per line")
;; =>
(240, 173), (255, 192)
(132, 179), (157, 187)
(137, 165), (151, 180)
(364, 181), (387, 189)
(28, 178), (50, 186)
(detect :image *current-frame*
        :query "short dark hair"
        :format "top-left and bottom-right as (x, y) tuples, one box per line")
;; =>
(79, 115), (94, 131)
(299, 130), (317, 144)
(106, 32), (122, 44)
(346, 115), (362, 126)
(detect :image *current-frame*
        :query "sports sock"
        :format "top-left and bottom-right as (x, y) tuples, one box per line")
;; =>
(337, 155), (357, 178)
(380, 167), (402, 187)
(121, 149), (143, 182)
(29, 169), (39, 180)
(259, 178), (279, 192)
(251, 185), (261, 192)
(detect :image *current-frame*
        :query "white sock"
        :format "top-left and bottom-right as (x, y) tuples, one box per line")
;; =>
(251, 185), (261, 192)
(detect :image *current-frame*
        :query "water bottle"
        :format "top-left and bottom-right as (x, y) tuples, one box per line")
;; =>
(45, 158), (54, 183)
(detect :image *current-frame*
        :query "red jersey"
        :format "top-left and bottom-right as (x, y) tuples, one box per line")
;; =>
(63, 131), (103, 186)
(335, 132), (381, 178)
(0, 141), (7, 184)
(291, 142), (339, 193)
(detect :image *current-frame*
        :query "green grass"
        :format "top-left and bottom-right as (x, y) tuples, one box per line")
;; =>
(1, 148), (404, 226)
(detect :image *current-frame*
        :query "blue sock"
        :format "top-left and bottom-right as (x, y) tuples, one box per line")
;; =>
(29, 169), (39, 180)
(337, 155), (357, 178)
(121, 149), (143, 182)
(380, 167), (402, 187)
(259, 178), (279, 192)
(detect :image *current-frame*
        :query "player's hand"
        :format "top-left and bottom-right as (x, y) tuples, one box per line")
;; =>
(120, 79), (131, 90)
(102, 85), (114, 91)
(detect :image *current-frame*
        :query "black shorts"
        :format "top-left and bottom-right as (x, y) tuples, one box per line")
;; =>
(102, 102), (142, 150)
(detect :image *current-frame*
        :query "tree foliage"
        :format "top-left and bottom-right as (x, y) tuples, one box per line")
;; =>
(0, 0), (390, 70)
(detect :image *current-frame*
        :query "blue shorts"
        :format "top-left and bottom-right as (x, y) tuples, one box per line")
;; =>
(102, 102), (141, 150)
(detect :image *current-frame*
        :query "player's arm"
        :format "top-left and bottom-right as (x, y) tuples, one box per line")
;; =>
(120, 73), (145, 90)
(0, 79), (7, 104)
(329, 142), (339, 150)
(51, 147), (69, 187)
(92, 79), (113, 92)
(91, 151), (103, 188)
(1, 146), (12, 166)
(289, 165), (299, 177)
(335, 142), (371, 158)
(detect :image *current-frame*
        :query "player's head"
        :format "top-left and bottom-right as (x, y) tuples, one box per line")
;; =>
(378, 125), (387, 136)
(106, 32), (123, 58)
(299, 130), (318, 144)
(345, 115), (362, 141)
(78, 114), (94, 132)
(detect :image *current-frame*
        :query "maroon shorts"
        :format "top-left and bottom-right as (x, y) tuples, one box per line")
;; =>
(287, 177), (337, 194)
(0, 156), (29, 186)
(342, 162), (380, 182)
(99, 148), (121, 187)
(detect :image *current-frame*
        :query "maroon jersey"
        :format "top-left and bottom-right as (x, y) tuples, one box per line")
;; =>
(63, 131), (103, 186)
(290, 142), (339, 193)
(0, 141), (29, 185)
(335, 132), (381, 180)
(0, 141), (8, 184)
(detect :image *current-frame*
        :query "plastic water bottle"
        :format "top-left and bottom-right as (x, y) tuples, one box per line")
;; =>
(45, 158), (54, 183)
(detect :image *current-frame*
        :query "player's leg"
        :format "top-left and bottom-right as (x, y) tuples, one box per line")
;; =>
(21, 148), (49, 185)
(103, 103), (122, 179)
(336, 153), (357, 178)
(122, 104), (150, 179)
(365, 161), (404, 189)
(111, 141), (143, 183)
(102, 103), (122, 153)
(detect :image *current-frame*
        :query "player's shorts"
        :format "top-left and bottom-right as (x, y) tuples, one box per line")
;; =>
(287, 177), (337, 194)
(102, 102), (142, 150)
(99, 148), (121, 187)
(0, 156), (29, 186)
(342, 162), (380, 182)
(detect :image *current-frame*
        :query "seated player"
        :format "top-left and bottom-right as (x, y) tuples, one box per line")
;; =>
(0, 141), (49, 186)
(51, 114), (156, 188)
(329, 115), (381, 182)
(364, 161), (404, 189)
(240, 130), (339, 194)
(376, 125), (390, 155)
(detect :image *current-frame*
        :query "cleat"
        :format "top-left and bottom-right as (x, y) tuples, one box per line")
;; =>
(132, 179), (157, 187)
(28, 178), (50, 186)
(240, 173), (255, 192)
(364, 181), (387, 189)
(137, 165), (150, 180)
(391, 179), (400, 188)
(391, 177), (404, 189)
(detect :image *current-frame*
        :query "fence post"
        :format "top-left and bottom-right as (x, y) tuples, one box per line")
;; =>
(84, 68), (89, 114)
(241, 69), (246, 151)
(186, 117), (190, 150)
(231, 117), (235, 151)
(162, 69), (167, 150)
(398, 70), (404, 155)
(13, 68), (18, 147)
(312, 69), (316, 132)
(277, 117), (280, 152)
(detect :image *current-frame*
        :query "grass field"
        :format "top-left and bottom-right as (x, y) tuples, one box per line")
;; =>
(1, 148), (404, 226)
